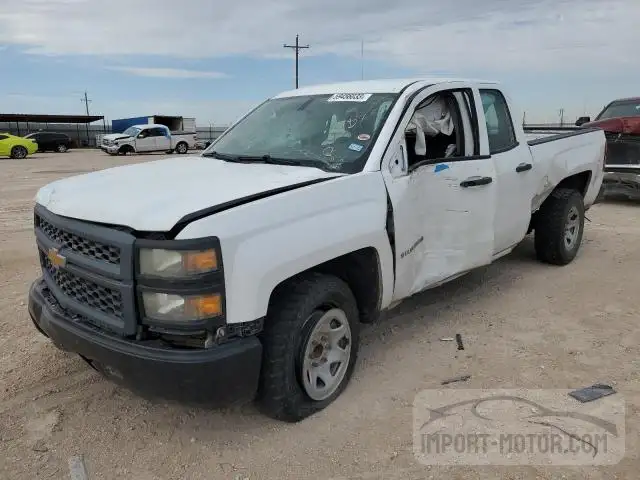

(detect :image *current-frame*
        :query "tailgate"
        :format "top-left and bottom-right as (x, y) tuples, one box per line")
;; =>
(603, 132), (640, 174)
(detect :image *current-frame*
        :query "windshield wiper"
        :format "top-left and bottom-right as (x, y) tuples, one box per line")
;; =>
(204, 151), (330, 170)
(201, 151), (239, 161)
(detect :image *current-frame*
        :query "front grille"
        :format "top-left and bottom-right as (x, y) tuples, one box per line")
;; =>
(41, 253), (123, 319)
(36, 214), (121, 265)
(35, 205), (137, 335)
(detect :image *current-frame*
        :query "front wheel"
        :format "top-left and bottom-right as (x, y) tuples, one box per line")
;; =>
(534, 188), (585, 265)
(118, 146), (134, 155)
(56, 144), (68, 153)
(10, 146), (28, 159)
(257, 272), (360, 422)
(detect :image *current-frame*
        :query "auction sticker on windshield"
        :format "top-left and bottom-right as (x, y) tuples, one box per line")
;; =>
(327, 93), (372, 102)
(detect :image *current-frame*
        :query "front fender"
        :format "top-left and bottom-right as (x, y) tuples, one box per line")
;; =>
(176, 172), (394, 324)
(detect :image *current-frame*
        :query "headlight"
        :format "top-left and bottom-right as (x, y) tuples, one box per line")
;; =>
(139, 248), (218, 278)
(142, 291), (222, 322)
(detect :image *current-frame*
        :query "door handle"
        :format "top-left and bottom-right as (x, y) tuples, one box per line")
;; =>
(460, 176), (493, 188)
(516, 162), (532, 173)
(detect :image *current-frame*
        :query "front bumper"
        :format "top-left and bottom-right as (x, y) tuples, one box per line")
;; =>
(100, 145), (119, 154)
(28, 278), (262, 406)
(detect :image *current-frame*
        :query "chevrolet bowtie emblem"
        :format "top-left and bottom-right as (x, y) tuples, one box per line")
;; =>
(47, 247), (66, 269)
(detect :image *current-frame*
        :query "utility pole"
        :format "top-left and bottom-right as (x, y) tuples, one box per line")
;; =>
(283, 34), (309, 89)
(81, 91), (92, 116)
(361, 39), (364, 80)
(81, 91), (92, 147)
(558, 108), (565, 126)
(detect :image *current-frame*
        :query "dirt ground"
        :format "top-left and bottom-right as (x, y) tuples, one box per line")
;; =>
(1, 150), (639, 480)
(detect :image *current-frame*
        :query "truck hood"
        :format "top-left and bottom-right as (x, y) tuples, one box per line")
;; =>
(102, 133), (132, 141)
(584, 117), (640, 135)
(35, 155), (341, 231)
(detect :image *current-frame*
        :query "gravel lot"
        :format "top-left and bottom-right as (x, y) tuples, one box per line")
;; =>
(1, 150), (639, 479)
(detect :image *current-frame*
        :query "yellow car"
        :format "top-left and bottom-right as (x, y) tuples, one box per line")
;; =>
(0, 133), (38, 159)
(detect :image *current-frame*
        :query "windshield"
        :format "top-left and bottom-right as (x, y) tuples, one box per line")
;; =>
(597, 100), (640, 120)
(204, 93), (398, 173)
(123, 126), (141, 137)
(24, 133), (35, 138)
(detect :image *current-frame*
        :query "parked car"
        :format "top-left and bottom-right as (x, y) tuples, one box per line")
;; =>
(100, 124), (197, 155)
(576, 97), (640, 199)
(28, 78), (605, 422)
(24, 132), (72, 153)
(0, 132), (38, 159)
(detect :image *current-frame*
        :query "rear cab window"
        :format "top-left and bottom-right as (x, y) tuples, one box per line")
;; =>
(479, 89), (518, 154)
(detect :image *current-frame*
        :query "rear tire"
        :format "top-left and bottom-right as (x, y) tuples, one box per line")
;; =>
(257, 272), (360, 422)
(10, 146), (28, 159)
(175, 142), (188, 154)
(534, 188), (585, 265)
(56, 144), (68, 153)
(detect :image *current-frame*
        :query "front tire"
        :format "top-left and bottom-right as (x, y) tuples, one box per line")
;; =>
(118, 145), (134, 156)
(56, 144), (68, 153)
(534, 188), (585, 265)
(10, 146), (28, 159)
(257, 272), (360, 422)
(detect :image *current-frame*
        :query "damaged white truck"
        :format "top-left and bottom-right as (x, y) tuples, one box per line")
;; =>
(28, 78), (605, 422)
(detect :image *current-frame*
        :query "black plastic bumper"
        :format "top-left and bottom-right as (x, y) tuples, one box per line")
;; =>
(28, 278), (262, 407)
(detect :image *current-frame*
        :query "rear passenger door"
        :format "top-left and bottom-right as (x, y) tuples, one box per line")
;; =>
(479, 89), (534, 255)
(152, 127), (171, 151)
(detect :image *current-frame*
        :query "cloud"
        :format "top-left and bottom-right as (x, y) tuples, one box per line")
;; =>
(0, 0), (638, 75)
(107, 67), (228, 79)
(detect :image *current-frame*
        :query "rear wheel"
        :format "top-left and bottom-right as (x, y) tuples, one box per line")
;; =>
(10, 146), (28, 159)
(56, 144), (68, 153)
(175, 142), (188, 154)
(534, 188), (585, 265)
(257, 272), (360, 422)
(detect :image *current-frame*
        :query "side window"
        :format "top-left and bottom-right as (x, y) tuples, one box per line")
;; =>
(0, 134), (8, 140)
(150, 127), (167, 137)
(479, 89), (517, 153)
(403, 89), (474, 170)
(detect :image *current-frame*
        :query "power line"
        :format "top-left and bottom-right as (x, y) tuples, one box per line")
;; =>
(283, 34), (309, 89)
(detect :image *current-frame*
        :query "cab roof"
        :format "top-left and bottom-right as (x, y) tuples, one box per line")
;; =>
(273, 77), (499, 98)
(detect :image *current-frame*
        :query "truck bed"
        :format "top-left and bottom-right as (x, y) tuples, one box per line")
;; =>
(525, 126), (640, 173)
(523, 126), (605, 211)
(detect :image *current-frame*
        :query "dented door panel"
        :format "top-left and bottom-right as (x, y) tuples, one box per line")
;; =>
(384, 155), (496, 301)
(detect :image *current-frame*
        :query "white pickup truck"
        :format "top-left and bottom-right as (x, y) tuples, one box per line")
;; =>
(100, 123), (197, 155)
(28, 78), (605, 422)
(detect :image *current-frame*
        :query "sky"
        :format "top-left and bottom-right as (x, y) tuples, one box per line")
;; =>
(0, 0), (639, 126)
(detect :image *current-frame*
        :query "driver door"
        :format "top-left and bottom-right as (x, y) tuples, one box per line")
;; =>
(381, 84), (497, 301)
(135, 128), (155, 152)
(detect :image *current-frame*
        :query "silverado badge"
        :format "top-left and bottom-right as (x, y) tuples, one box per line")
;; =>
(47, 247), (66, 269)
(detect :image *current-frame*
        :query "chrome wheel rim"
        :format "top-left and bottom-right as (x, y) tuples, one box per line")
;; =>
(57, 145), (67, 152)
(178, 144), (187, 153)
(301, 308), (352, 401)
(564, 206), (580, 250)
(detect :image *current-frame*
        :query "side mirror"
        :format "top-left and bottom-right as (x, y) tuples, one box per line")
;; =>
(575, 116), (591, 126)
